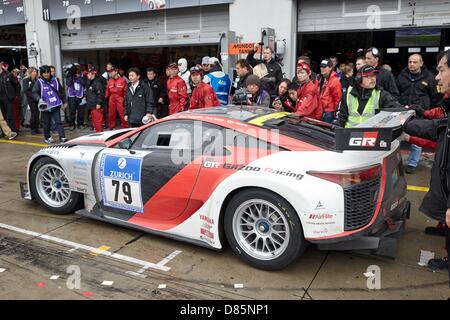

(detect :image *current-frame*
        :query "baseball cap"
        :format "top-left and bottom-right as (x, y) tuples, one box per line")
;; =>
(86, 66), (98, 74)
(189, 66), (203, 75)
(297, 62), (311, 75)
(167, 62), (178, 69)
(358, 64), (380, 77)
(201, 56), (211, 65)
(208, 57), (219, 65)
(320, 58), (333, 68)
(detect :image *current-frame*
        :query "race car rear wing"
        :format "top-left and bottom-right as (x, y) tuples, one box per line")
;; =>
(335, 110), (415, 151)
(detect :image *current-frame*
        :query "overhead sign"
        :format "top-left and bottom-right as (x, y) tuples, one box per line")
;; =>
(0, 0), (25, 26)
(42, 0), (233, 21)
(228, 43), (261, 55)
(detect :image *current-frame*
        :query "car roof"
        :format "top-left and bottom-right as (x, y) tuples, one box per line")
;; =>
(185, 105), (280, 122)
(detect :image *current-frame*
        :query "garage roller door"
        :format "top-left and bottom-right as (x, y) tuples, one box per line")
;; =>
(298, 0), (450, 33)
(60, 4), (229, 50)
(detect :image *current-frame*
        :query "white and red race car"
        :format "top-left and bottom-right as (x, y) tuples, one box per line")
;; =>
(21, 106), (411, 270)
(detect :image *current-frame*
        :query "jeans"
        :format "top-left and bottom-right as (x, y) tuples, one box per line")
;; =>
(42, 109), (65, 140)
(408, 144), (422, 168)
(322, 112), (335, 124)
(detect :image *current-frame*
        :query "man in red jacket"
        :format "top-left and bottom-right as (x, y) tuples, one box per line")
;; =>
(295, 63), (322, 120)
(318, 58), (342, 123)
(166, 63), (188, 115)
(189, 67), (220, 110)
(105, 67), (128, 130)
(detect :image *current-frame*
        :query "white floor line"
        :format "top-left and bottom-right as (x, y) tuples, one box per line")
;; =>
(157, 250), (182, 267)
(0, 223), (170, 272)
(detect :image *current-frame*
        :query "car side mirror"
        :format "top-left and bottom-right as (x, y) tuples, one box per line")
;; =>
(118, 138), (132, 150)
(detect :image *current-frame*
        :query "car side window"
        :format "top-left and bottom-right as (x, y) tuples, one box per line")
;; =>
(132, 121), (196, 151)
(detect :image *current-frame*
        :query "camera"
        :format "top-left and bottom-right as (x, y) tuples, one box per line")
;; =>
(232, 88), (251, 105)
(63, 63), (79, 79)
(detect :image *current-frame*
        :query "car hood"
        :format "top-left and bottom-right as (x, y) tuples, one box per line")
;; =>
(67, 128), (134, 146)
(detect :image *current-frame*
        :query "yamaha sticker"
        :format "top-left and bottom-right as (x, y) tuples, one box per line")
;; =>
(100, 154), (144, 213)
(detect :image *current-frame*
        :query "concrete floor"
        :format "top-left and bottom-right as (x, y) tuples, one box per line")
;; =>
(0, 128), (448, 300)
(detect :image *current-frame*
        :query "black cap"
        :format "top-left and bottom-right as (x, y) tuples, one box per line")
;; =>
(320, 58), (333, 68)
(189, 66), (203, 75)
(358, 64), (380, 77)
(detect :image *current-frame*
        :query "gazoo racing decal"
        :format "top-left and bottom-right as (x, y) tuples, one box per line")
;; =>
(335, 127), (392, 151)
(203, 160), (304, 181)
(349, 132), (379, 147)
(100, 154), (144, 213)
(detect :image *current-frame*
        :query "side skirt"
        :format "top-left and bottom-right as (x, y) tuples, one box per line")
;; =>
(75, 208), (222, 251)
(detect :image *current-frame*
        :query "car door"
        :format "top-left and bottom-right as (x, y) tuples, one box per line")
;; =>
(95, 120), (202, 227)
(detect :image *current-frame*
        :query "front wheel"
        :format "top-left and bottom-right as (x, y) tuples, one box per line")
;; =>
(224, 188), (307, 270)
(30, 157), (83, 215)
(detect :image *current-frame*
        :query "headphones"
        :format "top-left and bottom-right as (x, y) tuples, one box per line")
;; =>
(367, 47), (381, 58)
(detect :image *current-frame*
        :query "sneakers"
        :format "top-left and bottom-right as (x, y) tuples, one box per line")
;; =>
(44, 137), (54, 144)
(9, 132), (18, 140)
(60, 138), (68, 143)
(428, 257), (449, 271)
(69, 125), (76, 131)
(406, 166), (416, 174)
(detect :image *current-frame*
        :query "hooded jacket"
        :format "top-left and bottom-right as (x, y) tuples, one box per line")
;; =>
(178, 58), (191, 95)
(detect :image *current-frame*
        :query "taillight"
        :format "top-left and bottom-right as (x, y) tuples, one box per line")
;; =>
(307, 164), (381, 188)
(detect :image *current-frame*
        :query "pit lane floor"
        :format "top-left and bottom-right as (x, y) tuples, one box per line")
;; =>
(0, 129), (448, 300)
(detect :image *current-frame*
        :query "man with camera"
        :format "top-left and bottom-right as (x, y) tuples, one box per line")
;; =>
(32, 65), (67, 144)
(246, 43), (283, 99)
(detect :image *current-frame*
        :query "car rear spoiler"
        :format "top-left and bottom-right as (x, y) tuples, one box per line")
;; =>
(335, 110), (415, 151)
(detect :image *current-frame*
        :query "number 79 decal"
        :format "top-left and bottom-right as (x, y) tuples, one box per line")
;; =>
(100, 154), (144, 213)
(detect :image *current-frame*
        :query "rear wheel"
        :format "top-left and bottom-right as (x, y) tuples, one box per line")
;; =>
(30, 157), (83, 215)
(224, 188), (307, 270)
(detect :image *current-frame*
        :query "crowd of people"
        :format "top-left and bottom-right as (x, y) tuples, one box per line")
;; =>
(0, 47), (449, 277)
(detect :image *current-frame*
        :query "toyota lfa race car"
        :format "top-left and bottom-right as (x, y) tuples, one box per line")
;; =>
(20, 106), (412, 270)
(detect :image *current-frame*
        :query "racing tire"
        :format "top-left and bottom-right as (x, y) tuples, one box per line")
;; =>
(224, 188), (307, 270)
(30, 157), (83, 215)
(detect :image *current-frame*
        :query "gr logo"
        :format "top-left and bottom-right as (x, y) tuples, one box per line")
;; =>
(349, 132), (379, 147)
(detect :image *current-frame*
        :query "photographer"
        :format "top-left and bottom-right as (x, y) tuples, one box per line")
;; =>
(246, 43), (282, 98)
(65, 63), (85, 130)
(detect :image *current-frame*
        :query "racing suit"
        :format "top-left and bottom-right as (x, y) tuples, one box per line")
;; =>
(105, 76), (128, 129)
(167, 75), (188, 115)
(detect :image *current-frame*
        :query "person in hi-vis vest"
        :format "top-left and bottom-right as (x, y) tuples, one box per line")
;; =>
(335, 65), (402, 128)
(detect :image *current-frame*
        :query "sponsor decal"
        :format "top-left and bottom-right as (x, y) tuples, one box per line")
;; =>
(100, 154), (144, 213)
(309, 213), (334, 220)
(314, 201), (325, 210)
(203, 163), (304, 181)
(349, 132), (378, 147)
